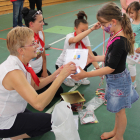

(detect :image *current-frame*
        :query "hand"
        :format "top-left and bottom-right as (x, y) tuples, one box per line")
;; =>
(135, 48), (140, 53)
(41, 70), (48, 78)
(71, 66), (87, 81)
(86, 53), (94, 66)
(52, 66), (63, 78)
(95, 65), (100, 69)
(91, 22), (101, 31)
(59, 62), (76, 78)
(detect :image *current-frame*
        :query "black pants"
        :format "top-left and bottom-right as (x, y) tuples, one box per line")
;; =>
(36, 69), (63, 97)
(29, 0), (42, 11)
(55, 51), (97, 71)
(0, 109), (51, 138)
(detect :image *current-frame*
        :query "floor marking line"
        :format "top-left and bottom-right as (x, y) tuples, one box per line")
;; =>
(49, 23), (96, 46)
(92, 37), (109, 51)
(44, 0), (115, 20)
(0, 38), (6, 40)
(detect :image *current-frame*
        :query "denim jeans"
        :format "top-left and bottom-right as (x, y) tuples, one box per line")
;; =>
(12, 1), (24, 27)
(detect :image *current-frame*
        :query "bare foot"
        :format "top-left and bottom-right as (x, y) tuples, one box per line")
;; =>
(109, 136), (124, 140)
(100, 131), (116, 140)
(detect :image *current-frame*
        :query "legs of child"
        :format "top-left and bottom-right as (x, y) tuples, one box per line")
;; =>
(128, 64), (136, 88)
(127, 57), (137, 88)
(101, 108), (126, 140)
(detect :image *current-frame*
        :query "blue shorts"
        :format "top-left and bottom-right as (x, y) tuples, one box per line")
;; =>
(105, 69), (139, 113)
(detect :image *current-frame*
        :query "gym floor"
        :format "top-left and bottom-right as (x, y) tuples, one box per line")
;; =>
(0, 0), (140, 140)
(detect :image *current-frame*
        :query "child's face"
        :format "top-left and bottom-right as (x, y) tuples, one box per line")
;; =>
(128, 9), (138, 20)
(99, 17), (114, 34)
(74, 22), (88, 34)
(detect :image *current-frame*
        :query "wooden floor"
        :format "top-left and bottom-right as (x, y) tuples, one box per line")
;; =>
(0, 0), (140, 140)
(0, 0), (76, 15)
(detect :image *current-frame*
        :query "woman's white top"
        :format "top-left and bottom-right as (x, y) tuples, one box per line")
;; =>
(0, 55), (31, 129)
(29, 31), (44, 74)
(56, 32), (91, 67)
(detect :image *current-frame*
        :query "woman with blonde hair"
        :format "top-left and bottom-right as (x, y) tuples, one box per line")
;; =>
(0, 27), (76, 140)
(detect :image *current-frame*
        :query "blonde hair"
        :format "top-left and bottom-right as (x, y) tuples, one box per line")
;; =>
(97, 2), (135, 55)
(7, 27), (34, 55)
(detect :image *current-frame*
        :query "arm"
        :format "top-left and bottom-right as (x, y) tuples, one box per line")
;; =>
(120, 0), (127, 11)
(86, 53), (105, 65)
(71, 66), (114, 81)
(94, 55), (105, 62)
(33, 66), (63, 90)
(3, 62), (76, 111)
(41, 50), (48, 77)
(41, 31), (48, 77)
(87, 46), (99, 69)
(68, 22), (101, 44)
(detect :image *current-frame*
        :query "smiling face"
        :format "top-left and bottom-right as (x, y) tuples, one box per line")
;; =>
(21, 36), (39, 59)
(30, 14), (44, 32)
(128, 8), (139, 20)
(74, 22), (88, 35)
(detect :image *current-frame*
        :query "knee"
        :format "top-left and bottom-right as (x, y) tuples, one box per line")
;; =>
(116, 109), (126, 117)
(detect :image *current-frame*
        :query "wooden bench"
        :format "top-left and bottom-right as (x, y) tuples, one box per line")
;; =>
(0, 0), (76, 15)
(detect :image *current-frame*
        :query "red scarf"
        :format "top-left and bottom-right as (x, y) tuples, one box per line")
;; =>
(74, 32), (87, 49)
(23, 63), (40, 87)
(34, 33), (45, 48)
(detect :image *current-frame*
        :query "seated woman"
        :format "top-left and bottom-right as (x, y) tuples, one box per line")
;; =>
(22, 7), (63, 95)
(0, 27), (76, 140)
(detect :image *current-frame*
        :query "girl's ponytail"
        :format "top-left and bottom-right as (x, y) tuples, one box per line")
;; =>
(121, 13), (135, 55)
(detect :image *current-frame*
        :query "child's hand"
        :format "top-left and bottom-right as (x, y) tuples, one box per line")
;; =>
(135, 48), (140, 53)
(95, 65), (100, 69)
(86, 53), (94, 65)
(91, 22), (101, 31)
(71, 66), (87, 81)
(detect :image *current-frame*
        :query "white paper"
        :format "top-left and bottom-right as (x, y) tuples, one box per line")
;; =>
(127, 51), (140, 63)
(64, 49), (88, 69)
(64, 49), (88, 77)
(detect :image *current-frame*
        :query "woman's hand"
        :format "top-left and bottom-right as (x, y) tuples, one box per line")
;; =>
(59, 62), (76, 78)
(91, 22), (101, 31)
(71, 66), (87, 81)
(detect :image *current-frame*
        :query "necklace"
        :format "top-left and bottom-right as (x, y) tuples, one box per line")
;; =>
(105, 29), (123, 55)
